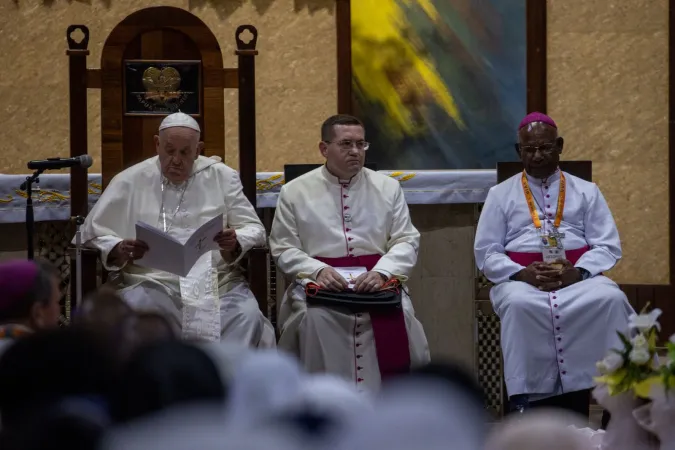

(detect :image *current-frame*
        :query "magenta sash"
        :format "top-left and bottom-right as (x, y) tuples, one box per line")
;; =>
(506, 246), (590, 266)
(314, 255), (411, 380)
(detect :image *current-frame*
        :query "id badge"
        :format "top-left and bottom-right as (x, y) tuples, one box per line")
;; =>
(540, 231), (566, 264)
(542, 246), (566, 264)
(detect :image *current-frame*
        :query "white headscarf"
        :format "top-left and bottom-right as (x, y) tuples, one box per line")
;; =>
(101, 403), (303, 450)
(328, 378), (484, 450)
(195, 340), (251, 385)
(485, 409), (594, 450)
(289, 374), (372, 420)
(225, 350), (306, 427)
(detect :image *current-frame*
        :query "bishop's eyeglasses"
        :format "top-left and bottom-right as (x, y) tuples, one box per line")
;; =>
(326, 140), (370, 151)
(516, 142), (557, 155)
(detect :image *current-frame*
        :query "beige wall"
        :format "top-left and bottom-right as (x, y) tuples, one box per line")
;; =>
(0, 0), (334, 174)
(547, 0), (669, 284)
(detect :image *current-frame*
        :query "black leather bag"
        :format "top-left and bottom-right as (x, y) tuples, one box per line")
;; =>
(305, 281), (402, 313)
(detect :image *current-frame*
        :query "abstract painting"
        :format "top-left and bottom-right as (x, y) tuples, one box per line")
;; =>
(351, 0), (526, 169)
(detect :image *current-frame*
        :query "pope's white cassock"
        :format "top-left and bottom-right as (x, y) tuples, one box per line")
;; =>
(474, 169), (634, 399)
(78, 155), (276, 346)
(269, 166), (430, 392)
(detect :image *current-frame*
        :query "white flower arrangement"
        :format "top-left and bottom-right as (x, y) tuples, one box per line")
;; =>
(595, 307), (661, 397)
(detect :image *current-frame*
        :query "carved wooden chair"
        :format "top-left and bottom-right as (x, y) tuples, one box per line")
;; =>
(65, 9), (270, 317)
(475, 160), (592, 417)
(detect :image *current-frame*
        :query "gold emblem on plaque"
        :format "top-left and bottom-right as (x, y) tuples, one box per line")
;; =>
(141, 66), (182, 106)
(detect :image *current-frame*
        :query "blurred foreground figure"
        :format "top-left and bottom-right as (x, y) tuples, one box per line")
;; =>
(0, 328), (116, 431)
(474, 112), (633, 414)
(101, 404), (305, 450)
(225, 350), (305, 427)
(0, 398), (109, 450)
(0, 259), (61, 351)
(264, 373), (373, 442)
(270, 114), (429, 392)
(110, 340), (225, 423)
(73, 289), (132, 333)
(77, 112), (275, 346)
(485, 409), (594, 450)
(327, 370), (487, 450)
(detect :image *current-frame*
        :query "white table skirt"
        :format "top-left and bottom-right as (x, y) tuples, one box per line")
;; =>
(0, 170), (497, 223)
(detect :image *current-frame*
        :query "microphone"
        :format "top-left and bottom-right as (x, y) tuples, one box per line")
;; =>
(27, 155), (93, 171)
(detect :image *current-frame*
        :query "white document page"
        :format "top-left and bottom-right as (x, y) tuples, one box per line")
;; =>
(135, 213), (223, 277)
(334, 266), (367, 290)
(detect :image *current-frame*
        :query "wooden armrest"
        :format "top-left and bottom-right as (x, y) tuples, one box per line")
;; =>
(245, 247), (269, 315)
(66, 246), (101, 258)
(67, 245), (102, 303)
(247, 246), (269, 255)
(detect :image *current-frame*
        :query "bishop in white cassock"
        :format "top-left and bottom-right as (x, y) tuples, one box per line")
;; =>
(269, 114), (430, 393)
(77, 112), (275, 346)
(474, 112), (633, 414)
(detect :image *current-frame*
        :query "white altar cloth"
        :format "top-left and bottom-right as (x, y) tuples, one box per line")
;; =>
(0, 170), (497, 223)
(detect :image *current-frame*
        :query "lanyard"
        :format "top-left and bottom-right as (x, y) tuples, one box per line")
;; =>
(521, 170), (566, 230)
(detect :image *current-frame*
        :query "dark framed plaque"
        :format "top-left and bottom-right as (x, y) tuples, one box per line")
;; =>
(124, 60), (201, 116)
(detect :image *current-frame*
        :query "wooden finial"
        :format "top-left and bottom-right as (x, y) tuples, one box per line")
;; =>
(235, 25), (258, 55)
(66, 25), (90, 51)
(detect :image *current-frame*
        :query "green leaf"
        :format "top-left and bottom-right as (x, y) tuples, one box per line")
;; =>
(617, 331), (631, 348)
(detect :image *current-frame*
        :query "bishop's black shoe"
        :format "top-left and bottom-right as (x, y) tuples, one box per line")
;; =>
(508, 394), (530, 415)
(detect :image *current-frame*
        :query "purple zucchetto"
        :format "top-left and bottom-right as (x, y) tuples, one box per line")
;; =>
(0, 260), (40, 312)
(518, 112), (557, 130)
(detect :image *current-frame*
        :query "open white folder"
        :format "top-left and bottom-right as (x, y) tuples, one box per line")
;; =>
(134, 214), (223, 277)
(334, 266), (367, 290)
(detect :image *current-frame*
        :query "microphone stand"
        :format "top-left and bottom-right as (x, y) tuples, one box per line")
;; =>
(73, 215), (85, 310)
(20, 169), (45, 260)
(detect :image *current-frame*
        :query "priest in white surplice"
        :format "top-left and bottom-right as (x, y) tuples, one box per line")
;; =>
(269, 114), (430, 392)
(77, 113), (275, 346)
(474, 112), (633, 414)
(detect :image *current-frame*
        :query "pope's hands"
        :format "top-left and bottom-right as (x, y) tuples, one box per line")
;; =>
(110, 239), (149, 265)
(214, 228), (240, 252)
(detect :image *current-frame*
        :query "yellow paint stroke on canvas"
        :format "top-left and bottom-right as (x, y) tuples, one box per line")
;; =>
(351, 0), (463, 139)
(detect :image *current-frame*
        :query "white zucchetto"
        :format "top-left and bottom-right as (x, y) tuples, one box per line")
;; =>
(158, 112), (201, 133)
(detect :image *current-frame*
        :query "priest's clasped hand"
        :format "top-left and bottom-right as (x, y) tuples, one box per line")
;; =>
(516, 260), (582, 292)
(316, 268), (387, 293)
(316, 267), (349, 292)
(352, 271), (388, 293)
(214, 228), (239, 252)
(111, 239), (149, 265)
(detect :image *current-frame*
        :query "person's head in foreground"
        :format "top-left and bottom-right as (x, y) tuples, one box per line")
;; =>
(0, 259), (61, 333)
(110, 340), (225, 424)
(0, 327), (117, 431)
(73, 289), (132, 333)
(516, 112), (564, 180)
(319, 114), (368, 180)
(154, 112), (204, 184)
(329, 363), (487, 450)
(485, 408), (592, 450)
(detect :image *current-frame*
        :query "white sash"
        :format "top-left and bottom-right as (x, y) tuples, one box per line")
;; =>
(179, 252), (221, 341)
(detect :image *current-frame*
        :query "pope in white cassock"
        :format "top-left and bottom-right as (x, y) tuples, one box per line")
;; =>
(474, 112), (634, 414)
(77, 112), (276, 346)
(269, 114), (430, 392)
